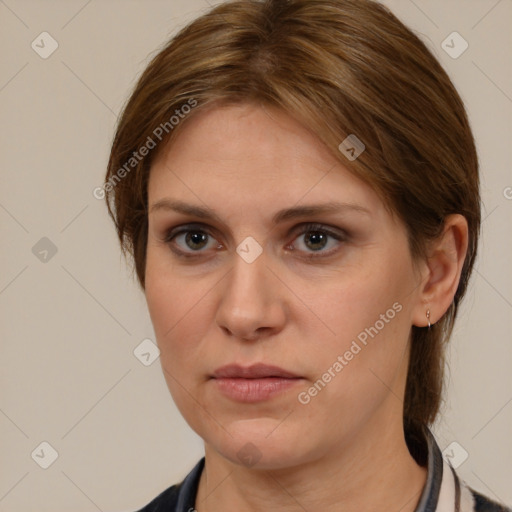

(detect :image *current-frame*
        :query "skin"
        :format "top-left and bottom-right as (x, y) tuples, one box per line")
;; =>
(145, 103), (468, 512)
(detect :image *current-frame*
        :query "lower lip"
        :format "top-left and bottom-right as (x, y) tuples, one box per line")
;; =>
(212, 377), (302, 403)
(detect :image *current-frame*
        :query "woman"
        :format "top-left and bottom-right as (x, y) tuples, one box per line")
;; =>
(104, 0), (510, 511)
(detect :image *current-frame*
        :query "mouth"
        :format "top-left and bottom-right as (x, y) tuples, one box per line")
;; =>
(210, 363), (303, 403)
(212, 363), (301, 379)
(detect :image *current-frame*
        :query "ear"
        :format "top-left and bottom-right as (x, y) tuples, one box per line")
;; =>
(412, 214), (469, 327)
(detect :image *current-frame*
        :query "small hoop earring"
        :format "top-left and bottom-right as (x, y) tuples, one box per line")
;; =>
(426, 309), (431, 329)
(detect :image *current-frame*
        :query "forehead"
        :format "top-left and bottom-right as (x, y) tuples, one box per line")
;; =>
(152, 103), (334, 173)
(147, 103), (384, 217)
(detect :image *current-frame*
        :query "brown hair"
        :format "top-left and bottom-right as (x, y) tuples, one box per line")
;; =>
(105, 0), (480, 459)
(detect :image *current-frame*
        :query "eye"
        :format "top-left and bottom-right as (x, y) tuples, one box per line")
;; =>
(164, 224), (222, 257)
(288, 223), (346, 257)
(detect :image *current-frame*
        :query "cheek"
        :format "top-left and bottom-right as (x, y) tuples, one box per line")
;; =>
(145, 269), (211, 419)
(145, 246), (195, 336)
(295, 310), (411, 443)
(144, 250), (218, 380)
(314, 263), (412, 352)
(145, 254), (190, 362)
(301, 256), (415, 402)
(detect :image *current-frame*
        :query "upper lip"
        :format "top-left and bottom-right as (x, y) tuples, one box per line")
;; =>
(212, 363), (301, 379)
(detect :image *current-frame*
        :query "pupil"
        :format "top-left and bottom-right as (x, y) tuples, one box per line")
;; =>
(306, 231), (327, 251)
(186, 232), (208, 250)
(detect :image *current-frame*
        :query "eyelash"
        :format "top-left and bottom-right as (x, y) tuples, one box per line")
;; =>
(163, 222), (347, 260)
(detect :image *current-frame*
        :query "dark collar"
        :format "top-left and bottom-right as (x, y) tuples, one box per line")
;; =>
(174, 456), (204, 511)
(415, 428), (444, 512)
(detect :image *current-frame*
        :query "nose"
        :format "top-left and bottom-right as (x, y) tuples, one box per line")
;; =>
(215, 249), (287, 341)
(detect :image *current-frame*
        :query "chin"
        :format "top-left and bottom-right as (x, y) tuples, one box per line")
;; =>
(204, 419), (314, 470)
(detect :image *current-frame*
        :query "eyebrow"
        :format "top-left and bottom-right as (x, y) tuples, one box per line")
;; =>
(149, 199), (371, 224)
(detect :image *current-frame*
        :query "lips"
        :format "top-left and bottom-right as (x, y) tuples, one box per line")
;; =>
(211, 363), (303, 403)
(212, 363), (300, 379)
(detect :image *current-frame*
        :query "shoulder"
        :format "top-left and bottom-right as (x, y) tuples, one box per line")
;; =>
(469, 488), (512, 512)
(134, 483), (181, 512)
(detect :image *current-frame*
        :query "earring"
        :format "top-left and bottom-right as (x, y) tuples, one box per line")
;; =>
(426, 309), (431, 329)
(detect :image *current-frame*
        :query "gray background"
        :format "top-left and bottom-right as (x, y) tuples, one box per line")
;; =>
(1, 0), (511, 510)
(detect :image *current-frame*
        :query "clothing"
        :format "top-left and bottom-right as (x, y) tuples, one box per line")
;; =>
(135, 429), (511, 512)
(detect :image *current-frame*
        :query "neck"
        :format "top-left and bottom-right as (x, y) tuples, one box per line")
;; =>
(195, 419), (428, 512)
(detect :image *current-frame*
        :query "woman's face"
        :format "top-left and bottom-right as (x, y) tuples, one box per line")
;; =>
(145, 103), (425, 469)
